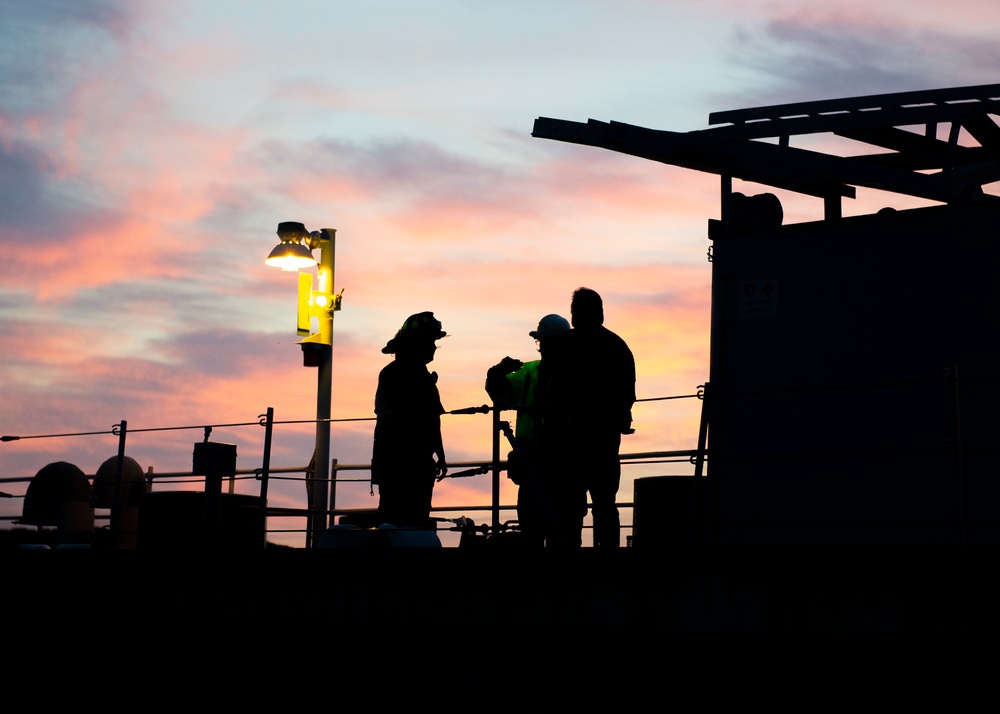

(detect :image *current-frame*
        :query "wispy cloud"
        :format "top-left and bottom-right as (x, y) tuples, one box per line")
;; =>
(722, 5), (1000, 105)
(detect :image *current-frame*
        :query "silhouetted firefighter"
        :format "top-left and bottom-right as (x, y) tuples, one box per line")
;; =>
(371, 311), (449, 529)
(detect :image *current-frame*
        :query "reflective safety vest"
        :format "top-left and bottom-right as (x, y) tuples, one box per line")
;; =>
(486, 359), (541, 441)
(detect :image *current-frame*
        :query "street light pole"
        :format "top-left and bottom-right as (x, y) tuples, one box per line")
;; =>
(311, 229), (334, 547)
(266, 222), (342, 548)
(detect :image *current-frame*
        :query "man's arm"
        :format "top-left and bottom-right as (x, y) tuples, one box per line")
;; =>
(485, 356), (524, 406)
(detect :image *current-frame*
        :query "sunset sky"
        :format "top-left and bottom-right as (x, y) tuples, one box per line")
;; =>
(2, 0), (998, 547)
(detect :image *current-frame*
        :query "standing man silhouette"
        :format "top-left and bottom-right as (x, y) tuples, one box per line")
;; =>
(371, 311), (448, 528)
(567, 288), (636, 548)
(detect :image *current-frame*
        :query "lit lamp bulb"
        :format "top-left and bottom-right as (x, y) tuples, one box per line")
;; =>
(265, 221), (319, 272)
(265, 240), (316, 272)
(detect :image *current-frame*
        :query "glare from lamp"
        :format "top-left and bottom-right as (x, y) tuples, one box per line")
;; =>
(266, 241), (317, 272)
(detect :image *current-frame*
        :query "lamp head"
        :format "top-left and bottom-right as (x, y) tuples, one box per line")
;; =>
(266, 222), (318, 271)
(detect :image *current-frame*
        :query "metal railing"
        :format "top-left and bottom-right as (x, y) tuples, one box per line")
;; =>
(1, 389), (708, 548)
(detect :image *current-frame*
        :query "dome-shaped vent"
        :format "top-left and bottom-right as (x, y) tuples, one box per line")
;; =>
(91, 456), (147, 508)
(21, 462), (92, 527)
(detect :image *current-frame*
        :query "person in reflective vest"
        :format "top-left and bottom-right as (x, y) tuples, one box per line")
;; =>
(486, 313), (571, 547)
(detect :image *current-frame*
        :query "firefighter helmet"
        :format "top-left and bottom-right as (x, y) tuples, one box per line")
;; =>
(382, 311), (447, 353)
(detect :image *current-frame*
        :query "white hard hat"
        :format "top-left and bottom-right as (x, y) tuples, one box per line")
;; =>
(529, 314), (570, 339)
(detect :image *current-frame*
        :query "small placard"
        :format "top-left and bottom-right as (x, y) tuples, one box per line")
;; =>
(739, 280), (777, 317)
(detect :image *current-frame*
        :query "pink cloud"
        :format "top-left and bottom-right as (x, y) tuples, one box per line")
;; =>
(0, 217), (190, 301)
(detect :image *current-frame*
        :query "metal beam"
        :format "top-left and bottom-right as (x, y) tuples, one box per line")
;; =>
(532, 84), (1000, 207)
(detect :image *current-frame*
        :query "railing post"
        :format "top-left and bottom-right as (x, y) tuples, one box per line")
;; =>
(112, 420), (127, 548)
(329, 457), (339, 529)
(491, 405), (501, 535)
(694, 382), (712, 545)
(259, 407), (274, 549)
